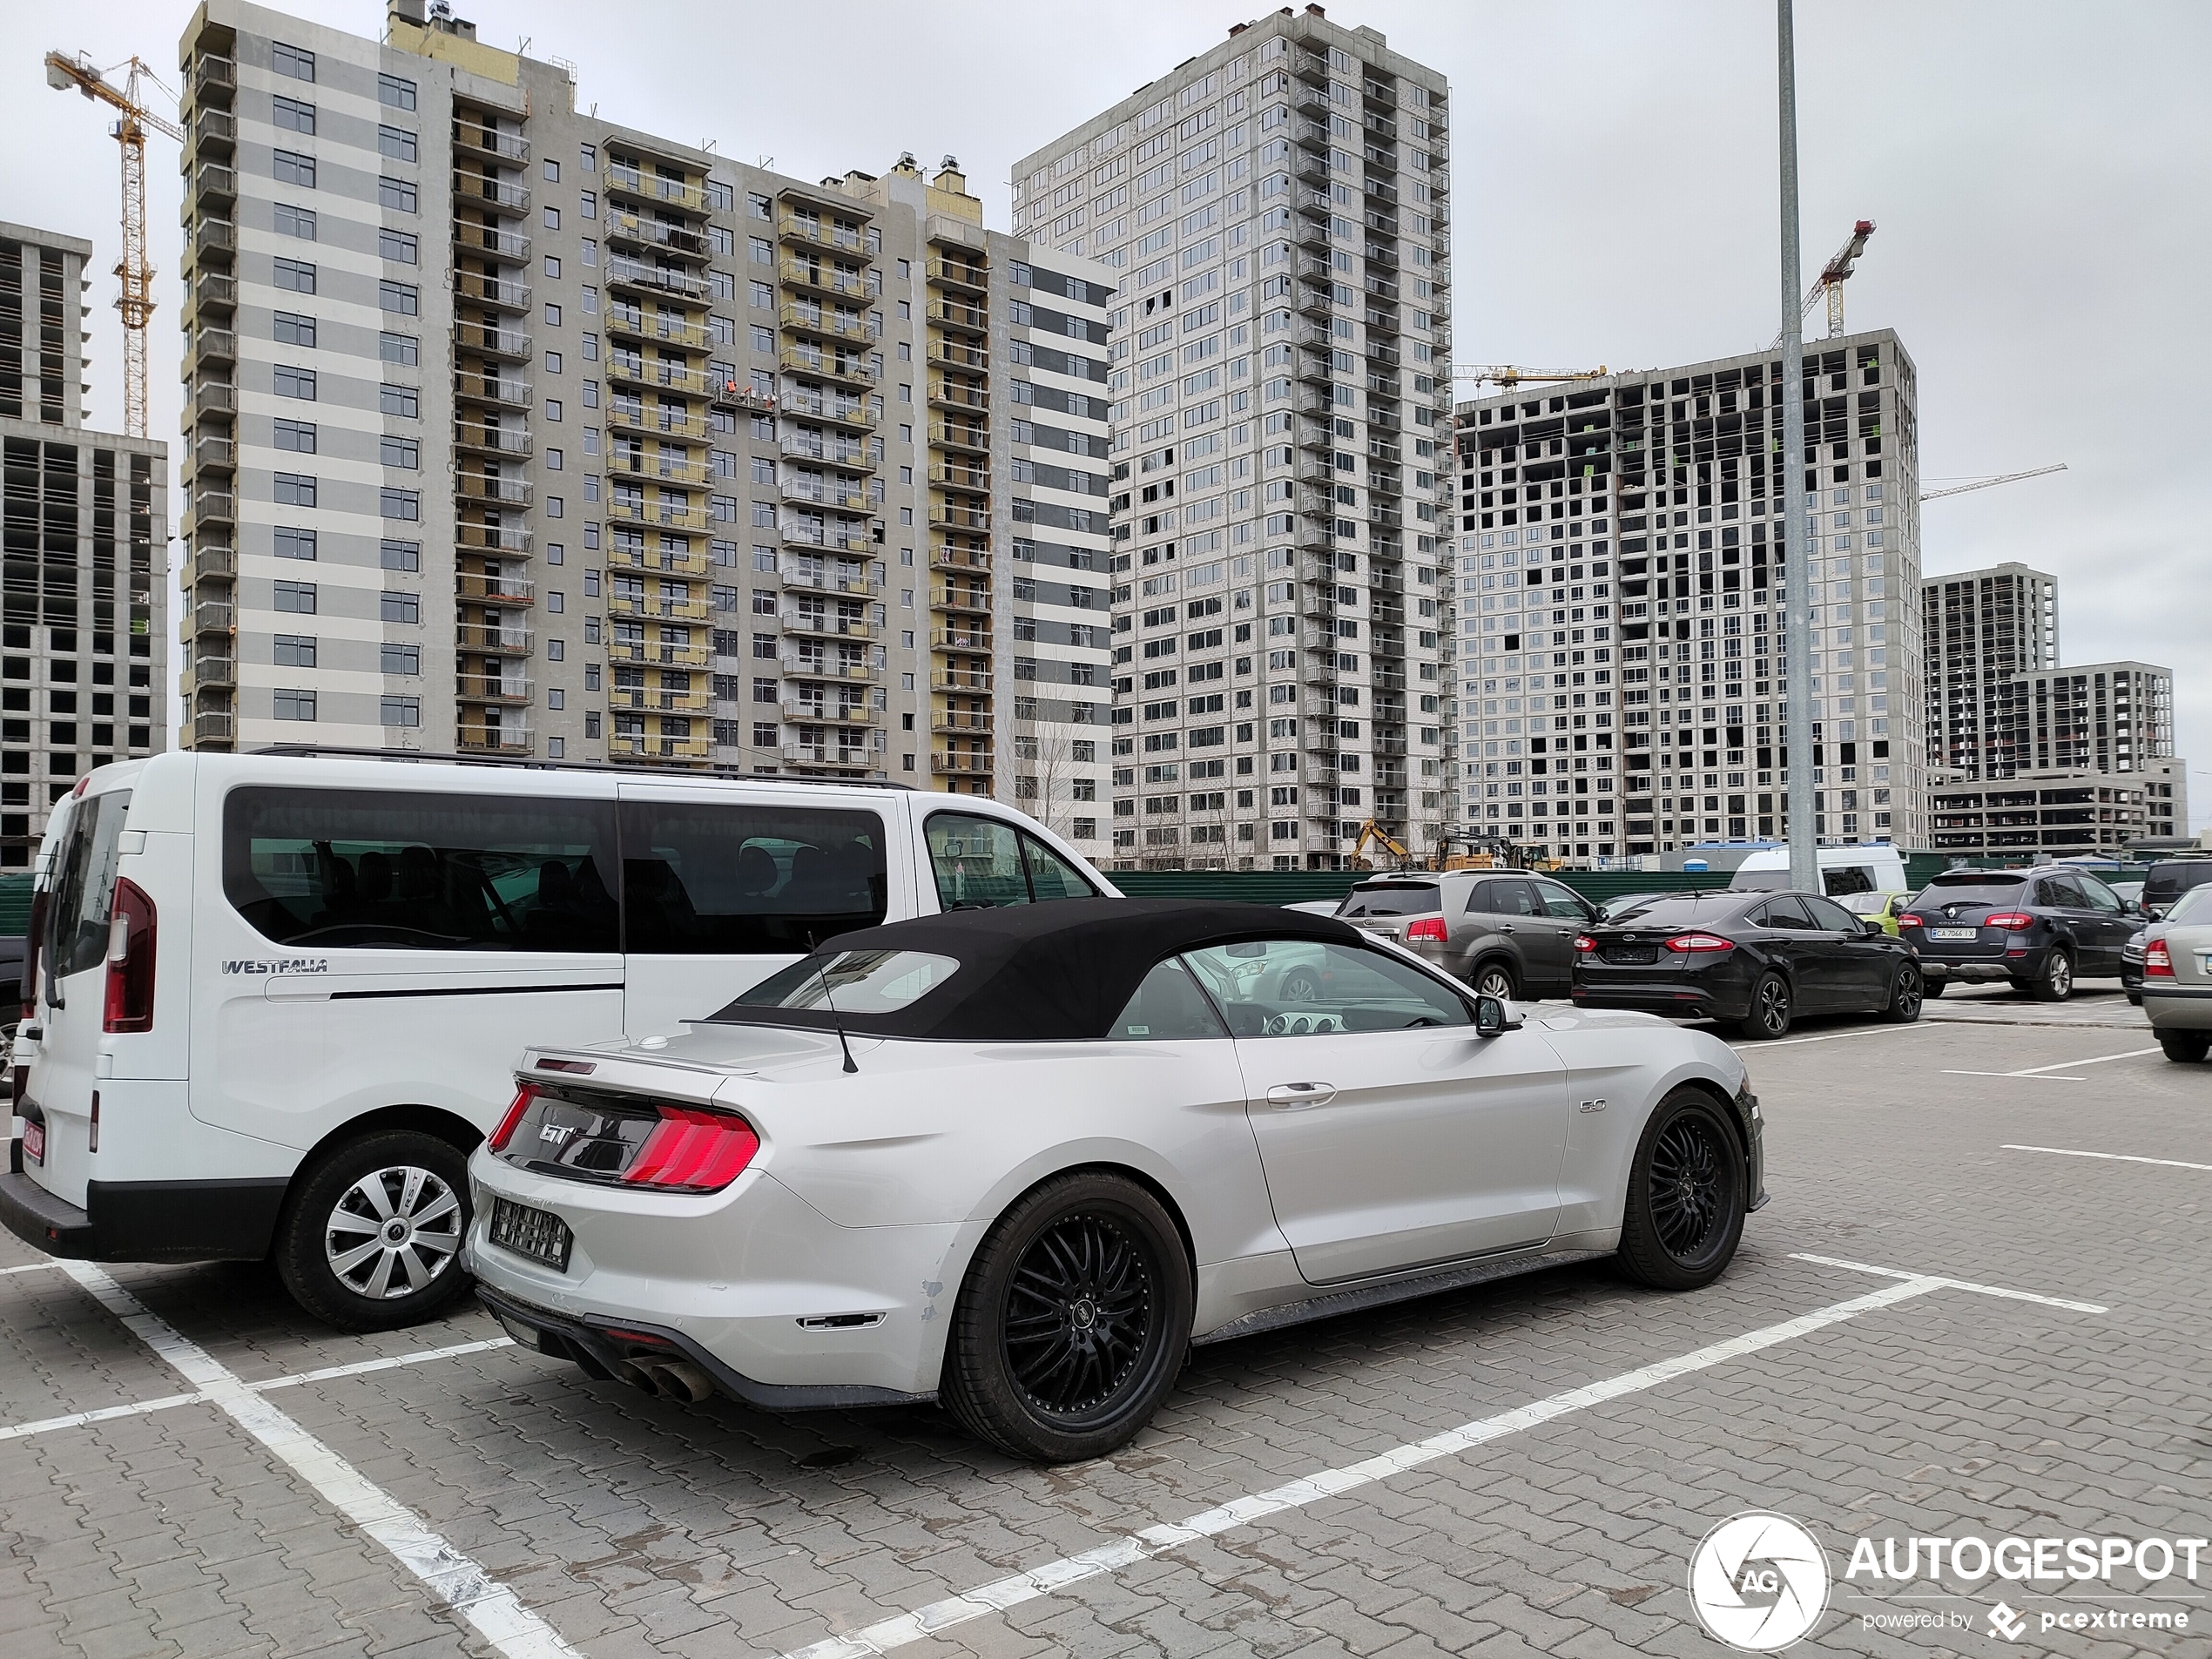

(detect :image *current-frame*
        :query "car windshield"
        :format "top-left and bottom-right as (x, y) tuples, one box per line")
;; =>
(1339, 882), (1441, 917)
(2166, 885), (2212, 925)
(725, 948), (960, 1015)
(1602, 894), (1749, 927)
(1915, 874), (2027, 907)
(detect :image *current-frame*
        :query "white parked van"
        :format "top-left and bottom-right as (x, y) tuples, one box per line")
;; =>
(1728, 843), (1908, 899)
(2, 751), (1116, 1329)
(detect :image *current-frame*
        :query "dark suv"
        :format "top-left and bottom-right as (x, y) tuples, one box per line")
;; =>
(1900, 866), (2138, 1001)
(2142, 856), (2212, 921)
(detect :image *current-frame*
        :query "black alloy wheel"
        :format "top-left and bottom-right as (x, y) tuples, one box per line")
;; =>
(1617, 1089), (1746, 1290)
(942, 1170), (1192, 1462)
(1739, 971), (1793, 1041)
(1473, 961), (1517, 1001)
(1881, 962), (1924, 1023)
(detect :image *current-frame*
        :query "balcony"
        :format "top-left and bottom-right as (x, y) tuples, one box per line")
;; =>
(929, 501), (989, 531)
(456, 522), (532, 554)
(454, 125), (529, 165)
(927, 339), (988, 374)
(185, 107), (234, 158)
(779, 516), (874, 552)
(190, 272), (238, 320)
(183, 544), (235, 584)
(929, 543), (990, 574)
(457, 572), (535, 604)
(928, 419), (988, 454)
(926, 256), (988, 293)
(1291, 47), (1329, 82)
(457, 473), (533, 508)
(779, 258), (872, 300)
(457, 725), (534, 755)
(185, 656), (234, 693)
(457, 225), (531, 263)
(606, 401), (707, 442)
(779, 303), (877, 346)
(782, 741), (874, 769)
(604, 257), (707, 301)
(456, 271), (531, 312)
(779, 434), (875, 471)
(457, 423), (533, 460)
(191, 434), (235, 475)
(780, 609), (875, 641)
(931, 583), (990, 615)
(606, 165), (707, 212)
(930, 667), (990, 693)
(931, 750), (995, 777)
(779, 561), (880, 597)
(611, 590), (710, 623)
(781, 390), (875, 429)
(782, 698), (878, 725)
(455, 371), (532, 409)
(931, 710), (994, 736)
(779, 345), (877, 387)
(612, 636), (711, 668)
(606, 449), (711, 489)
(927, 298), (988, 335)
(190, 599), (233, 638)
(929, 461), (989, 492)
(608, 496), (710, 533)
(781, 652), (879, 683)
(607, 308), (711, 352)
(185, 329), (236, 376)
(185, 489), (235, 529)
(927, 377), (987, 411)
(931, 624), (992, 652)
(455, 322), (532, 361)
(192, 163), (236, 208)
(779, 476), (873, 513)
(777, 210), (866, 255)
(456, 175), (530, 218)
(605, 211), (706, 259)
(456, 676), (532, 705)
(456, 622), (533, 655)
(611, 684), (710, 714)
(188, 54), (235, 107)
(607, 354), (713, 396)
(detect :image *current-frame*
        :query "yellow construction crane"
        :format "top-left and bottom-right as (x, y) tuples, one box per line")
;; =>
(1454, 365), (1610, 391)
(44, 51), (182, 439)
(1920, 463), (2067, 502)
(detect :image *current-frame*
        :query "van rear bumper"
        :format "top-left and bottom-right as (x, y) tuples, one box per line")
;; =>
(0, 1164), (287, 1263)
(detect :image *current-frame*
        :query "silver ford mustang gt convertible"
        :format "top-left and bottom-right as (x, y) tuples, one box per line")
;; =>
(466, 899), (1765, 1461)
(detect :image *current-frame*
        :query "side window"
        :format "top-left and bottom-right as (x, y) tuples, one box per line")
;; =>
(2076, 876), (2121, 915)
(1758, 894), (1816, 930)
(1106, 957), (1228, 1040)
(1802, 894), (1861, 933)
(48, 790), (134, 980)
(1491, 879), (1542, 917)
(925, 813), (1101, 907)
(1183, 940), (1469, 1036)
(1823, 865), (1876, 897)
(222, 787), (618, 952)
(1533, 880), (1589, 921)
(617, 800), (887, 954)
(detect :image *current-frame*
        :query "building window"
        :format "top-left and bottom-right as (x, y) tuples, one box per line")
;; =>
(273, 257), (315, 293)
(273, 417), (315, 453)
(377, 125), (416, 163)
(379, 696), (421, 727)
(378, 177), (418, 213)
(380, 384), (418, 418)
(377, 280), (419, 315)
(378, 229), (418, 265)
(272, 95), (314, 135)
(377, 73), (415, 111)
(380, 644), (421, 676)
(273, 689), (316, 722)
(273, 312), (315, 347)
(274, 527), (316, 561)
(379, 538), (420, 571)
(273, 472), (316, 507)
(274, 203), (317, 240)
(272, 42), (315, 80)
(380, 591), (421, 624)
(378, 488), (421, 521)
(379, 332), (418, 365)
(380, 436), (419, 469)
(273, 149), (316, 188)
(273, 581), (316, 614)
(273, 634), (316, 667)
(274, 365), (316, 400)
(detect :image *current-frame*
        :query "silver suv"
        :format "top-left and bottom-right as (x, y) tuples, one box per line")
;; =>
(1339, 871), (1598, 1000)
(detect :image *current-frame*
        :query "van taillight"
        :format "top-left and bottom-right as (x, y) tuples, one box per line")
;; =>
(102, 878), (157, 1034)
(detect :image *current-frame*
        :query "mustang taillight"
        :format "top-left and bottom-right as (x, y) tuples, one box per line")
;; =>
(1663, 933), (1736, 954)
(102, 878), (157, 1034)
(624, 1105), (760, 1192)
(1983, 912), (2035, 931)
(489, 1083), (540, 1152)
(1897, 914), (1924, 928)
(2144, 941), (2175, 979)
(1405, 917), (1448, 941)
(1573, 934), (1597, 954)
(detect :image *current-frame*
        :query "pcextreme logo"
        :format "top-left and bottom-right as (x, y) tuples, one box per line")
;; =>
(1688, 1513), (1831, 1652)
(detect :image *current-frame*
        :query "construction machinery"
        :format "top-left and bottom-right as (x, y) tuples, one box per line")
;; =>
(1347, 824), (1556, 874)
(1454, 365), (1609, 391)
(44, 51), (182, 438)
(1920, 463), (2067, 502)
(1774, 218), (1875, 346)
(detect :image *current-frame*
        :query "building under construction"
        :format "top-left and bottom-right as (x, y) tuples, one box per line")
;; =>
(1452, 327), (1925, 860)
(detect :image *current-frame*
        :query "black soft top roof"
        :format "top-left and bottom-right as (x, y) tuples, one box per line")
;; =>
(705, 897), (1366, 1041)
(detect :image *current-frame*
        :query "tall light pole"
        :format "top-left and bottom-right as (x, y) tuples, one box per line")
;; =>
(1777, 0), (1817, 893)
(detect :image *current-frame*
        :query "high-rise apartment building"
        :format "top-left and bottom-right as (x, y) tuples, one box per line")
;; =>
(1016, 7), (1454, 870)
(174, 0), (1109, 846)
(1921, 561), (2057, 779)
(1453, 329), (1925, 858)
(0, 222), (168, 867)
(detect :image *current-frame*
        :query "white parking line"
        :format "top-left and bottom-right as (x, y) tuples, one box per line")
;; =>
(56, 1264), (577, 1659)
(1728, 1023), (1940, 1051)
(0, 1261), (62, 1277)
(773, 1258), (2101, 1659)
(1942, 1046), (2161, 1084)
(1784, 1252), (2109, 1312)
(0, 1335), (517, 1443)
(2004, 1143), (2212, 1174)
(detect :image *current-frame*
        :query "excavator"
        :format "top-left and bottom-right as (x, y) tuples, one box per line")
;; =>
(1346, 822), (1554, 873)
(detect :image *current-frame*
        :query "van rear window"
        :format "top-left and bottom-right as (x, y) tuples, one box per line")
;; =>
(46, 790), (134, 981)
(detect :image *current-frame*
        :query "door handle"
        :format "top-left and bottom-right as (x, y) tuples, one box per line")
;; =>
(1265, 1082), (1337, 1109)
(1498, 923), (1516, 934)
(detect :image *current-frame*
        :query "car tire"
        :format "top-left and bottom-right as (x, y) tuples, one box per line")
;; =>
(1471, 959), (1517, 1001)
(2157, 1028), (2210, 1064)
(1879, 962), (1924, 1023)
(273, 1130), (475, 1332)
(2030, 948), (2074, 1002)
(1921, 976), (1946, 999)
(1738, 972), (1793, 1041)
(1616, 1088), (1747, 1291)
(941, 1170), (1193, 1464)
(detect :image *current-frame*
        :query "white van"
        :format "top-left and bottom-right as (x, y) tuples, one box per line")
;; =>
(1728, 843), (1908, 899)
(3, 751), (1116, 1329)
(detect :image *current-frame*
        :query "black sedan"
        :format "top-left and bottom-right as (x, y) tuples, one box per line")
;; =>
(1571, 889), (1924, 1040)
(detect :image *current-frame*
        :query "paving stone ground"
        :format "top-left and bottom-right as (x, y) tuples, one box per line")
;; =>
(2, 1007), (2206, 1659)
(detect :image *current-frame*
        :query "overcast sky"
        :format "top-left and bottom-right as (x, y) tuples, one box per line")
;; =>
(9, 0), (2206, 827)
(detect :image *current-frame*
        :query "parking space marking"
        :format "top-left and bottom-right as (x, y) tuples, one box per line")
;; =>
(1786, 1252), (2109, 1312)
(1941, 1046), (2161, 1083)
(1728, 1023), (1939, 1051)
(1941, 1069), (2088, 1082)
(0, 1261), (61, 1276)
(775, 1261), (2114, 1659)
(55, 1264), (581, 1659)
(2003, 1143), (2212, 1174)
(0, 1332), (519, 1443)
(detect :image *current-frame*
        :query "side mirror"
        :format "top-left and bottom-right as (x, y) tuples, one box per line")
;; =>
(1474, 994), (1521, 1037)
(1862, 918), (1888, 938)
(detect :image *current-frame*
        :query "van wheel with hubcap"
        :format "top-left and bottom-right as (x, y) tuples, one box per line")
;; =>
(2158, 1028), (2210, 1063)
(1617, 1089), (1746, 1291)
(1880, 963), (1923, 1022)
(941, 1170), (1191, 1463)
(2030, 948), (2074, 1002)
(1738, 972), (1793, 1040)
(1473, 961), (1517, 1001)
(274, 1130), (474, 1332)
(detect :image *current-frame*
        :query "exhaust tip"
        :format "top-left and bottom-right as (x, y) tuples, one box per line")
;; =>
(643, 1359), (715, 1404)
(608, 1359), (656, 1392)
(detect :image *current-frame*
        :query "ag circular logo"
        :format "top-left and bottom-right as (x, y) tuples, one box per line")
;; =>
(1687, 1513), (1831, 1651)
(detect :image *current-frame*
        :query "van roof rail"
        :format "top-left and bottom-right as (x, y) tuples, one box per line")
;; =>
(246, 745), (914, 791)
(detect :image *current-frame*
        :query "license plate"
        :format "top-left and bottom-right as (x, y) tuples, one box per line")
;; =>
(1929, 927), (1978, 941)
(488, 1196), (571, 1272)
(1605, 947), (1659, 965)
(19, 1119), (43, 1165)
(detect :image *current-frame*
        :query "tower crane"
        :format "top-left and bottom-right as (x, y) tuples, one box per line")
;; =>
(1454, 365), (1610, 390)
(44, 51), (182, 439)
(1919, 463), (2067, 502)
(1773, 218), (1874, 346)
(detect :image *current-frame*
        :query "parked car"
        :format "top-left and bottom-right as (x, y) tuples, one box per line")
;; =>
(1597, 891), (1676, 921)
(1337, 870), (1597, 1001)
(2122, 927), (2147, 1004)
(2141, 856), (2212, 921)
(1728, 843), (1909, 898)
(1572, 888), (1922, 1040)
(1898, 866), (2137, 1001)
(1282, 898), (1348, 918)
(2138, 884), (2212, 1062)
(1838, 889), (1916, 937)
(1, 752), (1116, 1332)
(466, 899), (1763, 1461)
